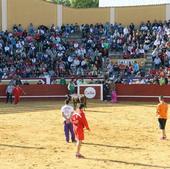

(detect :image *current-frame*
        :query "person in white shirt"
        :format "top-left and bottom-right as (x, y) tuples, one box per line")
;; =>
(154, 56), (161, 69)
(6, 83), (14, 103)
(61, 99), (75, 143)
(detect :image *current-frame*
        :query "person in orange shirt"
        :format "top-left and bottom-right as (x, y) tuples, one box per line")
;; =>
(71, 103), (90, 158)
(156, 96), (168, 140)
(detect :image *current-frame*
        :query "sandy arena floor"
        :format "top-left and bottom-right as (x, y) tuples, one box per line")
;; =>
(0, 100), (170, 169)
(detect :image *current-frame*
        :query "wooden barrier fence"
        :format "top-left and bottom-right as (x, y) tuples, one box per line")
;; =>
(1, 84), (170, 102)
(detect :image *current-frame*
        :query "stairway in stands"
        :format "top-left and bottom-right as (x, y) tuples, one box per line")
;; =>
(64, 32), (82, 43)
(64, 32), (154, 73)
(144, 50), (153, 71)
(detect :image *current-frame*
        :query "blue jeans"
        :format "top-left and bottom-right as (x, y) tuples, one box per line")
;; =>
(64, 121), (75, 142)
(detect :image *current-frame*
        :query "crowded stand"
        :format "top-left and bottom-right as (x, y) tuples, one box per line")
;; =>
(105, 20), (170, 85)
(0, 20), (170, 85)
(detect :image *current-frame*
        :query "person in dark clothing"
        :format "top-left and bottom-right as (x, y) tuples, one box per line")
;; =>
(6, 84), (14, 103)
(103, 81), (110, 101)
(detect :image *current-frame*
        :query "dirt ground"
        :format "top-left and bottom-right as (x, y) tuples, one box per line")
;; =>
(0, 100), (170, 169)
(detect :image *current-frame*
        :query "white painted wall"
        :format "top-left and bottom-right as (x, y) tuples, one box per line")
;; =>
(110, 8), (115, 24)
(57, 5), (62, 27)
(1, 0), (7, 31)
(166, 4), (170, 20)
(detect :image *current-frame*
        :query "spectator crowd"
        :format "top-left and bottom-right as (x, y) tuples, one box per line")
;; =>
(105, 20), (170, 85)
(0, 20), (169, 85)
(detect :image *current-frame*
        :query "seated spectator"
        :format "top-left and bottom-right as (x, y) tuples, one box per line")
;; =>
(159, 76), (166, 86)
(133, 61), (139, 74)
(59, 77), (66, 85)
(154, 56), (161, 69)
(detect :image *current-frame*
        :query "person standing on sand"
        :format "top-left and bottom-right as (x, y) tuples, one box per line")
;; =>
(156, 96), (168, 140)
(61, 99), (76, 143)
(13, 85), (25, 104)
(71, 103), (90, 158)
(6, 83), (14, 103)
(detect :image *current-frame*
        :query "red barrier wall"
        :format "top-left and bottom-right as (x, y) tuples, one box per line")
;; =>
(116, 84), (170, 102)
(1, 84), (170, 102)
(116, 84), (170, 96)
(0, 85), (68, 98)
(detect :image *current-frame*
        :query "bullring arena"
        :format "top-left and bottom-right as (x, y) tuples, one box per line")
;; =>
(0, 100), (170, 169)
(0, 0), (170, 169)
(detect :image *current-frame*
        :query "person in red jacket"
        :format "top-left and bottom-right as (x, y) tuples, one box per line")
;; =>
(13, 85), (25, 104)
(71, 103), (90, 158)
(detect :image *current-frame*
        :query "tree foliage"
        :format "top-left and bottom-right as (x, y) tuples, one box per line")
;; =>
(44, 0), (99, 8)
(71, 0), (99, 8)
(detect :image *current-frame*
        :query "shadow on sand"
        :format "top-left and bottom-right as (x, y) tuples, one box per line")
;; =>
(83, 142), (144, 150)
(84, 158), (170, 169)
(0, 144), (45, 150)
(87, 110), (113, 113)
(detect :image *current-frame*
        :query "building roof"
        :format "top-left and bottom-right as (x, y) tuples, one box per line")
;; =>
(99, 0), (170, 7)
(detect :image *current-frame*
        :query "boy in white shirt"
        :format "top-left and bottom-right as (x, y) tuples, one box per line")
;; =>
(61, 99), (75, 143)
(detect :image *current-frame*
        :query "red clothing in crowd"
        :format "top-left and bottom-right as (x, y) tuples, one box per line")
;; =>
(71, 109), (90, 140)
(13, 86), (24, 104)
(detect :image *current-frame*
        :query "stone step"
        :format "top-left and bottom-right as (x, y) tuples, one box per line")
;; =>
(147, 56), (152, 59)
(146, 60), (152, 62)
(65, 38), (82, 43)
(147, 58), (152, 61)
(68, 36), (82, 39)
(145, 67), (151, 70)
(145, 62), (152, 64)
(145, 60), (152, 62)
(146, 62), (153, 64)
(145, 65), (152, 68)
(145, 52), (153, 71)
